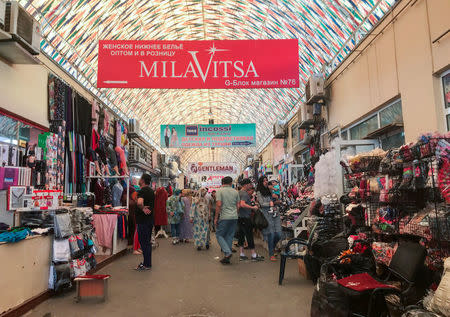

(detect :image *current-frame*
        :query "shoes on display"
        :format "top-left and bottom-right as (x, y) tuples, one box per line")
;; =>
(270, 256), (277, 262)
(251, 255), (265, 262)
(134, 263), (151, 271)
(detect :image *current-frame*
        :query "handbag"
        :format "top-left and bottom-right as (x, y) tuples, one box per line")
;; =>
(252, 209), (268, 230)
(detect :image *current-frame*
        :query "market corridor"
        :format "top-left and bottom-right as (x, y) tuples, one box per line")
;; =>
(27, 238), (314, 317)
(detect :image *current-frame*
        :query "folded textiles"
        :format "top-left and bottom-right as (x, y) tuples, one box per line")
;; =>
(31, 228), (52, 235)
(0, 228), (31, 243)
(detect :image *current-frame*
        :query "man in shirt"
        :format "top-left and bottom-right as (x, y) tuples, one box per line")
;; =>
(164, 125), (171, 147)
(214, 176), (240, 265)
(135, 173), (155, 271)
(237, 179), (264, 262)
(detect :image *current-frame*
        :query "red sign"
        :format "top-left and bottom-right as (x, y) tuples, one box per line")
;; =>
(97, 39), (299, 89)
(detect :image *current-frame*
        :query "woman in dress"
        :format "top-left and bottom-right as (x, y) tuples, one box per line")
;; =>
(166, 189), (184, 245)
(190, 188), (210, 250)
(170, 128), (178, 147)
(179, 189), (194, 243)
(256, 176), (282, 262)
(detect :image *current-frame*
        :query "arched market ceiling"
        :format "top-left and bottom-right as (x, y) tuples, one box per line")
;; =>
(21, 0), (397, 167)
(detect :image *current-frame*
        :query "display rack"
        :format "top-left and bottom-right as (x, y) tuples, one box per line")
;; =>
(86, 175), (130, 210)
(341, 138), (450, 266)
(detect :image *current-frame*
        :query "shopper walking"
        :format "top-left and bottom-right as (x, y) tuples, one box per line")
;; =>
(237, 179), (264, 262)
(191, 188), (210, 250)
(256, 176), (282, 262)
(179, 189), (194, 243)
(134, 173), (155, 271)
(214, 176), (240, 265)
(209, 190), (217, 232)
(167, 189), (184, 245)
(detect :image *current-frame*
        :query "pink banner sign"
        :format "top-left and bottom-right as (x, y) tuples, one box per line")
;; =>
(97, 39), (299, 89)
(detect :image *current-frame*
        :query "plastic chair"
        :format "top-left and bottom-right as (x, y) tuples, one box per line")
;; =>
(336, 241), (427, 317)
(278, 238), (308, 285)
(279, 222), (318, 285)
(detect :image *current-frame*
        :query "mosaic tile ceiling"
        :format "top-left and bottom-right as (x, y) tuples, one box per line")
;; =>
(20, 0), (397, 166)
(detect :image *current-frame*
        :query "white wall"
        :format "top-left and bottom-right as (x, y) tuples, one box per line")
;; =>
(326, 0), (450, 142)
(0, 62), (49, 127)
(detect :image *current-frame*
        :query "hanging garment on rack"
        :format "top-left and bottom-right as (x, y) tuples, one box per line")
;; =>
(92, 129), (100, 151)
(54, 213), (73, 239)
(94, 180), (105, 205)
(154, 187), (169, 226)
(69, 235), (81, 256)
(48, 75), (66, 121)
(49, 263), (72, 291)
(115, 146), (127, 174)
(92, 100), (99, 131)
(92, 214), (118, 249)
(117, 215), (128, 239)
(112, 182), (124, 207)
(53, 239), (71, 262)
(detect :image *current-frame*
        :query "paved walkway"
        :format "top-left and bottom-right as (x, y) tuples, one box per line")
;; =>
(28, 238), (314, 317)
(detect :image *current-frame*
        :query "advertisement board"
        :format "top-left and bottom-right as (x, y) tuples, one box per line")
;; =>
(161, 123), (256, 148)
(98, 39), (299, 89)
(188, 162), (239, 176)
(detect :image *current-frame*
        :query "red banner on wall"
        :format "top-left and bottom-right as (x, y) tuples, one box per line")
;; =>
(97, 39), (299, 89)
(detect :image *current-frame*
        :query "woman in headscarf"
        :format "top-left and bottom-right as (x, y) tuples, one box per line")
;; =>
(166, 189), (184, 245)
(190, 188), (211, 250)
(256, 176), (282, 261)
(179, 189), (194, 243)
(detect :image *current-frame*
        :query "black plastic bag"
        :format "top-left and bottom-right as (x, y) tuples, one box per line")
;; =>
(305, 254), (322, 284)
(401, 308), (441, 317)
(311, 236), (348, 259)
(251, 209), (268, 230)
(310, 280), (350, 317)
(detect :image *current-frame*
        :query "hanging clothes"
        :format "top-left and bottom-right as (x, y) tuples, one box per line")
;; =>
(117, 215), (128, 239)
(154, 187), (169, 226)
(92, 214), (118, 249)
